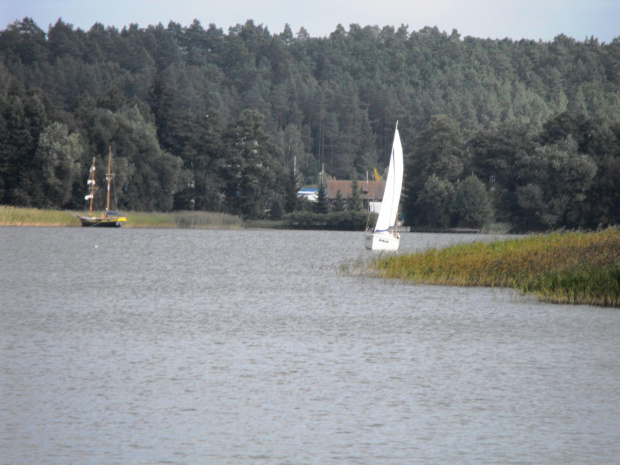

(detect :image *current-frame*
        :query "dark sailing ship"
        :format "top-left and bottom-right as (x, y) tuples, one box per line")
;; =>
(78, 147), (127, 227)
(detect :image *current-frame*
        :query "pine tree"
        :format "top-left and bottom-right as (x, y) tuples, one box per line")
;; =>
(332, 190), (345, 212)
(348, 179), (362, 211)
(313, 180), (329, 214)
(284, 167), (299, 213)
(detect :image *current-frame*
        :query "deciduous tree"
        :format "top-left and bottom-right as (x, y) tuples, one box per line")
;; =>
(34, 122), (84, 208)
(453, 175), (494, 229)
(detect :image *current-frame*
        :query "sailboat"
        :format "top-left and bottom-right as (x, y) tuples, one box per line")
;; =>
(78, 147), (127, 227)
(364, 122), (404, 251)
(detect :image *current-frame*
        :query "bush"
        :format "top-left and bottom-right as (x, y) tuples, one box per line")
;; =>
(285, 211), (374, 230)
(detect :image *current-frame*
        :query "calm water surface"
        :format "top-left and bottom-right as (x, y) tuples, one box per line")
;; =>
(1, 227), (619, 464)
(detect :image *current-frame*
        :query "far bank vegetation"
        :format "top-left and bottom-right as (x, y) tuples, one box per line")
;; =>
(0, 19), (618, 233)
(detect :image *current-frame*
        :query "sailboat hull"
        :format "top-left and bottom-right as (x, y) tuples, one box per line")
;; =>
(78, 216), (126, 227)
(364, 231), (400, 251)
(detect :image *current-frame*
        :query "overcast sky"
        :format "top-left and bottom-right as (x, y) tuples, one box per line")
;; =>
(1, 0), (618, 43)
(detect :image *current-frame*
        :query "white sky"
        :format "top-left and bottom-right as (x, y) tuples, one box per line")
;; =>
(1, 0), (618, 42)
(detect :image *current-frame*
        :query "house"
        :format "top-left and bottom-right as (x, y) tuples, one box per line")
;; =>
(296, 187), (319, 202)
(297, 180), (387, 211)
(326, 180), (386, 212)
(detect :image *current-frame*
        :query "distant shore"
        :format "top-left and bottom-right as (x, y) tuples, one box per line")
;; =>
(0, 206), (243, 229)
(366, 228), (619, 307)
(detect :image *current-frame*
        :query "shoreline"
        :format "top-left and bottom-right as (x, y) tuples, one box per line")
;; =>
(0, 206), (243, 229)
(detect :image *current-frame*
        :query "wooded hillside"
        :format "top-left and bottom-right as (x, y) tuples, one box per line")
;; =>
(1, 18), (618, 230)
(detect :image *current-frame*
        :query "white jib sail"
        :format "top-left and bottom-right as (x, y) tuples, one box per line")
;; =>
(374, 126), (404, 232)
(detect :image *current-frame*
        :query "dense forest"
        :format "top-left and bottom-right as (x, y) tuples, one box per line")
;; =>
(0, 17), (618, 230)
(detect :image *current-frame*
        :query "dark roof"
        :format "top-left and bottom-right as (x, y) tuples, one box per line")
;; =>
(326, 180), (386, 200)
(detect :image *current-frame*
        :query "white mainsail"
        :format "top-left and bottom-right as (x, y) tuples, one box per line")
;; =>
(364, 123), (404, 251)
(374, 126), (403, 232)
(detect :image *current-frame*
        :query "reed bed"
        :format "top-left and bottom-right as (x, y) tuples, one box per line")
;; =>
(370, 228), (619, 307)
(122, 211), (177, 228)
(92, 210), (243, 229)
(167, 211), (243, 229)
(0, 206), (80, 226)
(0, 206), (243, 229)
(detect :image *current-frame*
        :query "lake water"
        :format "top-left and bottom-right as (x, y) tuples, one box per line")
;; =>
(1, 227), (619, 465)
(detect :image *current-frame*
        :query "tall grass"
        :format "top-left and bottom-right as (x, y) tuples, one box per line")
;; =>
(369, 228), (619, 307)
(168, 211), (243, 229)
(122, 211), (177, 228)
(0, 206), (243, 229)
(0, 206), (80, 226)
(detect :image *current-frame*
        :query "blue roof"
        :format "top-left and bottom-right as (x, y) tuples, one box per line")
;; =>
(298, 188), (318, 194)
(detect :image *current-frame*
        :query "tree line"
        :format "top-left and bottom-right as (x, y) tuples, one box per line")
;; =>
(404, 113), (619, 231)
(0, 17), (618, 230)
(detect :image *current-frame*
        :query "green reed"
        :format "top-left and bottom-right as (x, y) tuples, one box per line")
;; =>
(370, 228), (619, 307)
(122, 211), (177, 228)
(168, 211), (243, 229)
(0, 206), (243, 229)
(0, 206), (80, 226)
(98, 210), (243, 228)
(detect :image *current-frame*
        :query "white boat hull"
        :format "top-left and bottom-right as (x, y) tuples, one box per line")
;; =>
(364, 231), (400, 251)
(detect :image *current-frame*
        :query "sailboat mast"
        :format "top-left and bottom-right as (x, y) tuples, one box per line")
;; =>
(106, 146), (112, 216)
(366, 169), (370, 212)
(88, 157), (96, 216)
(364, 170), (371, 231)
(393, 120), (400, 234)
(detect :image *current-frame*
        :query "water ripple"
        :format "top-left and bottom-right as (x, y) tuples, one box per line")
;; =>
(1, 228), (619, 464)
